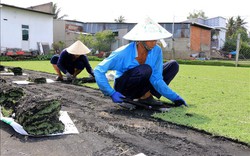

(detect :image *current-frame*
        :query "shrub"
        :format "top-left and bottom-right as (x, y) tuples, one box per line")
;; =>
(240, 42), (250, 59)
(0, 56), (14, 61)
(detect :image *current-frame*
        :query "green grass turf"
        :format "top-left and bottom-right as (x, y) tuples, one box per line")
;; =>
(1, 61), (250, 144)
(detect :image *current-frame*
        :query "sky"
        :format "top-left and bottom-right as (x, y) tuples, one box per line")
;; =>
(1, 0), (250, 31)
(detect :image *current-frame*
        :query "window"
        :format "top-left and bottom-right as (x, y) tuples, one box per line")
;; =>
(22, 25), (29, 41)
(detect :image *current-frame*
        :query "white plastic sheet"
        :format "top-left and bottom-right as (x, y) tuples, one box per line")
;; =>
(0, 109), (79, 136)
(12, 79), (55, 85)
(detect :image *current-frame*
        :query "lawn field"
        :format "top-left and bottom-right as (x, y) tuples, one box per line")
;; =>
(1, 60), (250, 144)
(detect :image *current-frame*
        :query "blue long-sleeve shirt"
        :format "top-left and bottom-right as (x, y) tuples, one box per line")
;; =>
(94, 42), (178, 101)
(57, 50), (94, 77)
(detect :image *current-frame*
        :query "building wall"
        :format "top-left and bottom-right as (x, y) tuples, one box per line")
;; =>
(53, 21), (132, 49)
(53, 20), (66, 45)
(205, 16), (226, 49)
(205, 16), (226, 28)
(1, 6), (53, 51)
(190, 26), (211, 52)
(53, 20), (213, 59)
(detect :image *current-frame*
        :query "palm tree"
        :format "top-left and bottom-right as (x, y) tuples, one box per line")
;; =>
(226, 17), (236, 38)
(52, 3), (68, 19)
(114, 16), (126, 23)
(235, 16), (247, 31)
(226, 16), (248, 38)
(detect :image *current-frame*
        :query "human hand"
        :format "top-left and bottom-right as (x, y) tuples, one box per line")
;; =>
(66, 72), (73, 80)
(111, 91), (125, 103)
(173, 95), (188, 107)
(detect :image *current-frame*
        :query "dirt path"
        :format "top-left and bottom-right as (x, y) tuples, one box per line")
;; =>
(1, 70), (250, 156)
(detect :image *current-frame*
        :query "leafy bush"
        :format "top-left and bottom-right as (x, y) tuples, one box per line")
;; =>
(240, 42), (250, 59)
(222, 39), (236, 52)
(33, 54), (54, 60)
(175, 59), (250, 67)
(0, 56), (14, 61)
(52, 41), (66, 53)
(78, 30), (116, 53)
(87, 56), (104, 61)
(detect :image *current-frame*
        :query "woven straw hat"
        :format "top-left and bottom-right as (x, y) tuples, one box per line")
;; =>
(66, 40), (90, 55)
(123, 17), (172, 41)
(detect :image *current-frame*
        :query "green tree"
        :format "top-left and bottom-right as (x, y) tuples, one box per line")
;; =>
(223, 16), (250, 58)
(187, 10), (207, 19)
(232, 28), (249, 42)
(78, 33), (94, 49)
(114, 16), (126, 23)
(235, 16), (247, 32)
(52, 3), (68, 19)
(78, 30), (116, 53)
(94, 30), (116, 52)
(226, 16), (248, 38)
(226, 17), (236, 38)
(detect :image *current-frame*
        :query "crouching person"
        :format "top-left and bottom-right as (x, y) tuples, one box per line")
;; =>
(50, 40), (94, 81)
(94, 17), (187, 107)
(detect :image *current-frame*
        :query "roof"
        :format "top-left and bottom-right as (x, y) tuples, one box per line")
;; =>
(188, 22), (214, 29)
(0, 3), (54, 16)
(64, 20), (213, 29)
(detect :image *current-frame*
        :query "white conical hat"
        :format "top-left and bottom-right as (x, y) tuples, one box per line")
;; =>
(66, 40), (90, 55)
(123, 17), (172, 41)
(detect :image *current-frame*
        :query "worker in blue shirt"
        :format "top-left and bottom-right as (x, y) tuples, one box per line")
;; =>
(50, 40), (94, 81)
(94, 17), (187, 106)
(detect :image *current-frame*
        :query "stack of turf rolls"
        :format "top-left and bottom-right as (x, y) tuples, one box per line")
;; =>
(28, 76), (47, 84)
(0, 84), (25, 117)
(15, 97), (65, 136)
(0, 77), (6, 83)
(9, 67), (23, 75)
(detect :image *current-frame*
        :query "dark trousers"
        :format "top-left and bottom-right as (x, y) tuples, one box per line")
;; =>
(50, 54), (85, 75)
(114, 60), (179, 99)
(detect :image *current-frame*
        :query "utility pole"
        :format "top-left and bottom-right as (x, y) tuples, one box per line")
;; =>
(235, 34), (241, 67)
(0, 5), (2, 61)
(171, 16), (175, 59)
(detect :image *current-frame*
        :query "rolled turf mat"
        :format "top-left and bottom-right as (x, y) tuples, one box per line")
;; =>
(9, 67), (23, 76)
(0, 84), (25, 116)
(15, 98), (65, 135)
(28, 76), (47, 84)
(0, 65), (5, 71)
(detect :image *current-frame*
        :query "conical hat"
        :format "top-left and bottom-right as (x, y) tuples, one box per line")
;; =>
(66, 40), (90, 55)
(123, 17), (172, 41)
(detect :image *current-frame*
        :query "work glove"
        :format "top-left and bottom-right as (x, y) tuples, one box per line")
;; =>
(66, 72), (73, 81)
(173, 95), (188, 107)
(111, 91), (125, 103)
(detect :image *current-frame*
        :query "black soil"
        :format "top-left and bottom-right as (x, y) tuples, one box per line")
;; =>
(1, 69), (250, 156)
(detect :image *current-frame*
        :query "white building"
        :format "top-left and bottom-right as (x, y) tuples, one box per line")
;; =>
(205, 16), (227, 50)
(0, 3), (54, 54)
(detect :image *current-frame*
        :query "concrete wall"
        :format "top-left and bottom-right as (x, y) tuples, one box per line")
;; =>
(53, 20), (66, 45)
(162, 38), (191, 59)
(54, 20), (87, 47)
(52, 21), (213, 59)
(53, 21), (131, 50)
(1, 5), (53, 51)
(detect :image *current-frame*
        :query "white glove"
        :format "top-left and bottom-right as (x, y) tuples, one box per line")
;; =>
(66, 72), (73, 80)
